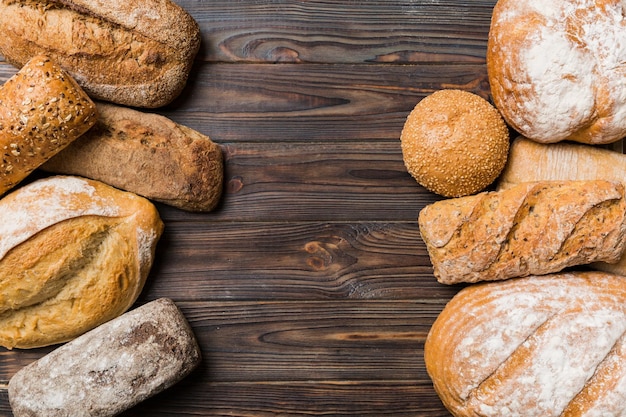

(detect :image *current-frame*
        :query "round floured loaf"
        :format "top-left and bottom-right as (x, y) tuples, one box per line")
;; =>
(425, 271), (626, 416)
(0, 175), (164, 349)
(487, 0), (626, 144)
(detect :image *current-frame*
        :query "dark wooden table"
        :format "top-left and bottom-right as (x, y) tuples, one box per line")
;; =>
(0, 1), (497, 415)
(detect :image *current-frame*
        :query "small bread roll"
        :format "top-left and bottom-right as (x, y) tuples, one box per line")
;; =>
(400, 90), (509, 197)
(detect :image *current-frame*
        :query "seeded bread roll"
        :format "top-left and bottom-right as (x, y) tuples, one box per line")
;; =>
(418, 180), (626, 284)
(0, 0), (201, 108)
(400, 89), (509, 197)
(425, 271), (626, 416)
(0, 55), (97, 196)
(9, 298), (201, 417)
(42, 102), (224, 212)
(0, 175), (163, 349)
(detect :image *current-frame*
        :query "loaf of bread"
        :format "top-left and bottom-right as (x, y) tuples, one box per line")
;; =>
(0, 54), (97, 197)
(425, 271), (626, 416)
(42, 102), (224, 212)
(487, 0), (626, 144)
(9, 298), (201, 417)
(0, 175), (163, 349)
(418, 180), (626, 284)
(0, 0), (201, 108)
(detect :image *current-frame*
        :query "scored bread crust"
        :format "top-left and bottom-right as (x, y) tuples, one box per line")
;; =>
(0, 175), (164, 349)
(487, 0), (626, 144)
(425, 271), (626, 416)
(0, 0), (201, 108)
(418, 180), (626, 284)
(42, 102), (224, 212)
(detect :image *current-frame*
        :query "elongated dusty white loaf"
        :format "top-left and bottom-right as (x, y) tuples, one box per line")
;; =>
(0, 175), (163, 349)
(425, 271), (626, 416)
(497, 136), (626, 276)
(9, 298), (201, 417)
(419, 180), (626, 284)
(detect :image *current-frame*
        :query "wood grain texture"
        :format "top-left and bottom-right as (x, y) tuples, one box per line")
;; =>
(0, 0), (501, 415)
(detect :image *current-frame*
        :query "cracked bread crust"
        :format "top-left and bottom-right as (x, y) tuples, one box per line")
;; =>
(425, 272), (626, 416)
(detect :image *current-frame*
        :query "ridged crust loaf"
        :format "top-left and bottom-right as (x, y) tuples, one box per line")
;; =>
(42, 102), (224, 212)
(0, 55), (97, 196)
(0, 0), (201, 108)
(425, 271), (626, 416)
(487, 0), (626, 144)
(0, 175), (164, 349)
(418, 180), (626, 284)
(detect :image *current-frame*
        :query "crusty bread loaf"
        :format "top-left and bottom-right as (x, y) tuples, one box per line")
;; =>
(418, 180), (626, 284)
(0, 175), (163, 349)
(42, 102), (224, 212)
(487, 0), (626, 144)
(0, 0), (201, 108)
(0, 54), (97, 196)
(497, 136), (626, 277)
(425, 271), (626, 416)
(9, 298), (201, 417)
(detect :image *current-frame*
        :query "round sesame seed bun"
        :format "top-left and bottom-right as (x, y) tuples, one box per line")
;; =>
(400, 89), (510, 197)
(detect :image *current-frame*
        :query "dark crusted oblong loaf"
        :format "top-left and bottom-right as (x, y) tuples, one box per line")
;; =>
(42, 102), (224, 212)
(418, 180), (626, 284)
(8, 298), (201, 417)
(0, 0), (201, 108)
(425, 271), (626, 416)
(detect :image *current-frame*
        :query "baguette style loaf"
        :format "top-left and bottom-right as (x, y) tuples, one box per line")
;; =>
(0, 0), (201, 108)
(0, 175), (163, 349)
(418, 180), (626, 284)
(42, 102), (224, 212)
(496, 137), (626, 276)
(0, 54), (97, 196)
(9, 298), (201, 417)
(425, 271), (626, 416)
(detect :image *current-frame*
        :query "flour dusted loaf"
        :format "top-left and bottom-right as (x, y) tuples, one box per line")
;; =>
(0, 55), (97, 196)
(487, 0), (626, 144)
(425, 271), (626, 416)
(0, 175), (163, 349)
(9, 298), (201, 417)
(42, 102), (224, 212)
(0, 0), (201, 108)
(418, 180), (626, 284)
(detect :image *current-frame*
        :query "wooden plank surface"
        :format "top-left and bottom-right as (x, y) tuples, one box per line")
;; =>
(0, 1), (499, 415)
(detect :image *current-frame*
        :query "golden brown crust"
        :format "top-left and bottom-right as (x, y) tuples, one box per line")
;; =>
(42, 102), (224, 212)
(418, 180), (626, 284)
(0, 0), (201, 108)
(487, 0), (626, 144)
(0, 175), (164, 349)
(425, 271), (626, 416)
(400, 89), (509, 197)
(0, 55), (97, 196)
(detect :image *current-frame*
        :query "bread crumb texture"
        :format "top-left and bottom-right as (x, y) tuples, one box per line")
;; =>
(400, 89), (509, 197)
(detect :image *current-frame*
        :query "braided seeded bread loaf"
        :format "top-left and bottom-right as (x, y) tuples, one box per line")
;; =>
(0, 0), (200, 108)
(0, 55), (97, 196)
(0, 175), (163, 349)
(418, 180), (626, 284)
(425, 271), (626, 416)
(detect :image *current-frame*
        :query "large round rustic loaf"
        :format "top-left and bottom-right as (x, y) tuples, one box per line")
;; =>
(425, 271), (626, 416)
(0, 175), (164, 349)
(0, 0), (201, 108)
(487, 0), (626, 144)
